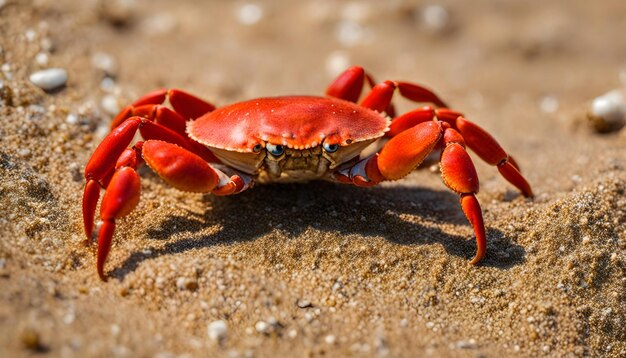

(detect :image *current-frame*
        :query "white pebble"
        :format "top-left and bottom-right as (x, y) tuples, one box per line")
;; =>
(325, 51), (351, 78)
(237, 3), (264, 25)
(255, 321), (268, 333)
(40, 38), (54, 52)
(296, 299), (312, 308)
(66, 113), (79, 124)
(207, 320), (228, 342)
(455, 339), (477, 349)
(35, 53), (49, 66)
(101, 94), (120, 115)
(590, 90), (625, 126)
(175, 277), (198, 290)
(0, 0), (6, 9)
(110, 324), (121, 337)
(539, 96), (559, 113)
(18, 148), (31, 157)
(100, 77), (117, 92)
(29, 68), (68, 91)
(141, 13), (178, 35)
(421, 5), (450, 32)
(325, 334), (336, 344)
(335, 20), (368, 47)
(91, 52), (118, 77)
(25, 29), (37, 42)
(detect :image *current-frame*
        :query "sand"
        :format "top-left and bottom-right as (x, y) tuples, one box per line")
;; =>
(1, 0), (625, 357)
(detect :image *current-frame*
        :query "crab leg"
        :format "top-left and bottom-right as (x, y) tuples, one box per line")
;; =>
(85, 132), (252, 279)
(112, 88), (217, 129)
(454, 117), (533, 197)
(97, 166), (141, 280)
(111, 90), (220, 164)
(326, 66), (396, 116)
(336, 121), (487, 264)
(326, 66), (366, 103)
(439, 127), (486, 264)
(357, 74), (532, 197)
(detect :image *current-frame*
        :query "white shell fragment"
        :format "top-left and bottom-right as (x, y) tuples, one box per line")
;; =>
(29, 68), (68, 91)
(588, 89), (626, 133)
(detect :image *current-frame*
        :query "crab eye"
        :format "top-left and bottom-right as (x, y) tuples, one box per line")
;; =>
(266, 143), (285, 156)
(323, 142), (339, 153)
(253, 144), (263, 153)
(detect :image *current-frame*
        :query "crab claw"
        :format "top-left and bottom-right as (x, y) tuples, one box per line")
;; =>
(97, 167), (141, 281)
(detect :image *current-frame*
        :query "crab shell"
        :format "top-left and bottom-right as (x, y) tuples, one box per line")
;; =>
(187, 96), (390, 173)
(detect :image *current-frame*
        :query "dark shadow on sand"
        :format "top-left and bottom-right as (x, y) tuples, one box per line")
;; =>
(110, 182), (525, 280)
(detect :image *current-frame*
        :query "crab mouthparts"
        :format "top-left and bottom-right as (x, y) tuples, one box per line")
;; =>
(261, 147), (332, 183)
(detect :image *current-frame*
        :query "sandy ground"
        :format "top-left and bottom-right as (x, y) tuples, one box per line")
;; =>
(1, 0), (626, 357)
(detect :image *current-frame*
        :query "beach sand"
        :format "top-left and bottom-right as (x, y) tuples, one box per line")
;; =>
(1, 1), (625, 356)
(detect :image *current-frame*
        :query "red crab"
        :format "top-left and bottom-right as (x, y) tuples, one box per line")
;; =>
(83, 66), (533, 280)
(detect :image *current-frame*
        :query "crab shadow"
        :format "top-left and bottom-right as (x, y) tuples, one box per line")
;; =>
(110, 182), (526, 280)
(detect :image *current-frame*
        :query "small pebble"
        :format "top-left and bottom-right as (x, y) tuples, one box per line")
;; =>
(236, 3), (264, 26)
(25, 29), (37, 42)
(297, 299), (312, 308)
(101, 94), (120, 115)
(35, 53), (49, 66)
(588, 89), (626, 133)
(335, 20), (368, 47)
(100, 77), (117, 92)
(40, 38), (54, 52)
(66, 113), (79, 125)
(325, 334), (336, 344)
(110, 324), (121, 336)
(539, 95), (559, 113)
(255, 320), (268, 333)
(420, 5), (450, 33)
(455, 339), (477, 349)
(325, 51), (350, 77)
(176, 277), (198, 291)
(207, 320), (228, 342)
(99, 0), (136, 26)
(141, 12), (178, 35)
(29, 68), (68, 91)
(91, 52), (118, 77)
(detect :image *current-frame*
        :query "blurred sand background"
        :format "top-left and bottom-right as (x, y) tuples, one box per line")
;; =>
(1, 0), (625, 357)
